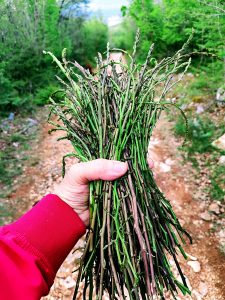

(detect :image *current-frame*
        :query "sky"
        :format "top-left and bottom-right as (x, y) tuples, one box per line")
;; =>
(87, 0), (129, 26)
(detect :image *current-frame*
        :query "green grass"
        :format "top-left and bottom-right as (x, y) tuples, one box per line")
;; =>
(9, 133), (29, 143)
(0, 150), (22, 186)
(174, 113), (225, 203)
(209, 165), (225, 202)
(172, 61), (224, 106)
(174, 115), (221, 154)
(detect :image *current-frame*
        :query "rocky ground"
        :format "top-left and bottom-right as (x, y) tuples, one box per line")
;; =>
(1, 109), (225, 300)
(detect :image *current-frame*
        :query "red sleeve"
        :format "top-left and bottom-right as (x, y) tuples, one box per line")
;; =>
(0, 194), (86, 300)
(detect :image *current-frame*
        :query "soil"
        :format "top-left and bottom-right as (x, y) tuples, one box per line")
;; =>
(3, 110), (225, 300)
(148, 115), (225, 300)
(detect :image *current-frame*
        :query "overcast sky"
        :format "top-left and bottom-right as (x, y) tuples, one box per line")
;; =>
(87, 0), (129, 26)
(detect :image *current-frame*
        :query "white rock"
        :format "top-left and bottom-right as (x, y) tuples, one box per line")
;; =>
(187, 72), (194, 78)
(216, 87), (225, 104)
(196, 104), (205, 114)
(179, 219), (186, 227)
(208, 202), (220, 215)
(218, 155), (225, 165)
(218, 230), (225, 238)
(159, 162), (171, 172)
(200, 211), (212, 221)
(187, 260), (201, 273)
(59, 276), (76, 289)
(12, 142), (19, 148)
(181, 104), (188, 110)
(212, 134), (225, 151)
(149, 138), (160, 146)
(199, 282), (208, 297)
(192, 289), (203, 300)
(193, 220), (203, 226)
(165, 158), (174, 165)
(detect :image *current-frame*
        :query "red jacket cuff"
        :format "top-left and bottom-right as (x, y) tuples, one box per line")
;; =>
(6, 194), (86, 273)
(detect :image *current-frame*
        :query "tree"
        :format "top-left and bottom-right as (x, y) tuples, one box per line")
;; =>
(129, 0), (164, 61)
(109, 17), (136, 51)
(0, 0), (106, 111)
(79, 18), (108, 65)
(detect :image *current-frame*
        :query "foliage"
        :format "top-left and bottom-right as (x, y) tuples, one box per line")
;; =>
(189, 61), (225, 95)
(0, 129), (31, 187)
(174, 113), (225, 202)
(34, 85), (60, 106)
(0, 0), (108, 113)
(0, 64), (20, 111)
(109, 17), (136, 51)
(79, 18), (108, 65)
(128, 0), (225, 60)
(210, 164), (225, 201)
(174, 115), (220, 153)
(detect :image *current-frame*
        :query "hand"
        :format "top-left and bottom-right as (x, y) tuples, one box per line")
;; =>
(54, 159), (128, 226)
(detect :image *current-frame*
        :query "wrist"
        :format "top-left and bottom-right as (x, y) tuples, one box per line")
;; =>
(54, 184), (89, 227)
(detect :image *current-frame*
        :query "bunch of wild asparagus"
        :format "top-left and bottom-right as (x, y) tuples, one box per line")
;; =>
(45, 32), (192, 300)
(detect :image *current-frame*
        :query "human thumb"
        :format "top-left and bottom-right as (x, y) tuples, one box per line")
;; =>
(67, 159), (128, 185)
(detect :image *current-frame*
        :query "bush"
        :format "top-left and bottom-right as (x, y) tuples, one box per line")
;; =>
(34, 85), (60, 106)
(189, 61), (225, 97)
(109, 18), (136, 50)
(174, 115), (217, 153)
(0, 65), (20, 113)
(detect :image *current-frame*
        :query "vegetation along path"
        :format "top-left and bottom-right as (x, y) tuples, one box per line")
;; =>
(3, 109), (225, 300)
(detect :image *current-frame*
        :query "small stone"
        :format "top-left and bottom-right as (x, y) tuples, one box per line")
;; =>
(59, 276), (76, 289)
(165, 158), (174, 165)
(193, 220), (203, 226)
(149, 138), (160, 146)
(208, 202), (220, 215)
(196, 104), (205, 114)
(27, 118), (38, 125)
(192, 289), (202, 300)
(216, 87), (225, 103)
(212, 134), (225, 151)
(218, 155), (225, 165)
(200, 211), (212, 221)
(187, 260), (201, 272)
(159, 162), (171, 172)
(179, 219), (186, 227)
(199, 282), (208, 297)
(218, 230), (225, 238)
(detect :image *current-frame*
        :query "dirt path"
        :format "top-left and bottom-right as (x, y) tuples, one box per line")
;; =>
(5, 111), (225, 300)
(149, 115), (225, 300)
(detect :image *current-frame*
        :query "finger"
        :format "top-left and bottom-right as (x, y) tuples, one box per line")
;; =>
(69, 159), (128, 184)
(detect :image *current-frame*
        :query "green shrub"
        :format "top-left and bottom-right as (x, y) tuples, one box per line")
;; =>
(190, 61), (225, 96)
(0, 150), (22, 186)
(210, 165), (225, 202)
(174, 115), (217, 153)
(34, 85), (60, 106)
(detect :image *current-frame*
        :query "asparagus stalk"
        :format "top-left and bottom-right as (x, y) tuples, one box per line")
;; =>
(45, 31), (192, 300)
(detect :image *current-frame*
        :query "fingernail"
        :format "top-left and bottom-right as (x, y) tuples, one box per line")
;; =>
(112, 161), (127, 173)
